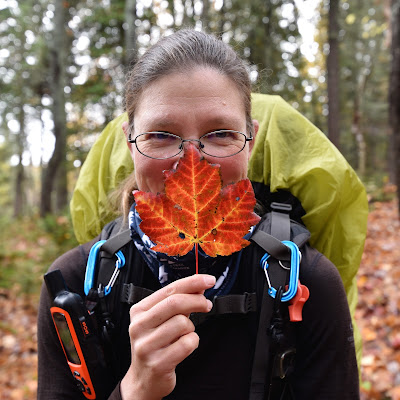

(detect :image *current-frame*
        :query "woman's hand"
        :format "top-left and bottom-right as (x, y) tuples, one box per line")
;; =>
(120, 274), (216, 400)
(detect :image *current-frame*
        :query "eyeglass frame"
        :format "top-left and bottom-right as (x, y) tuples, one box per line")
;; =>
(127, 130), (253, 160)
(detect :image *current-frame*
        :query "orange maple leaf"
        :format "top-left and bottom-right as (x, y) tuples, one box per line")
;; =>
(134, 144), (261, 264)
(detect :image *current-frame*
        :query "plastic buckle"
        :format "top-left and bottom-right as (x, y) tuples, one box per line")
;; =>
(260, 240), (300, 302)
(270, 202), (292, 213)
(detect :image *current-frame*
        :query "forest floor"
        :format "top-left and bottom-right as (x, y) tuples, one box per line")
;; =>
(0, 198), (399, 399)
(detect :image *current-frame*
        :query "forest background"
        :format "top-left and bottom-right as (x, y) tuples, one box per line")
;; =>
(0, 0), (399, 398)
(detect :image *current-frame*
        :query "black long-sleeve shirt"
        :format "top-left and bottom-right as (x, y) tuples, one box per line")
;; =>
(37, 237), (359, 400)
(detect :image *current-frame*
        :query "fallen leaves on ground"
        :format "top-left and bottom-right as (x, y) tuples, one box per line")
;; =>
(0, 199), (398, 399)
(0, 287), (38, 399)
(358, 199), (400, 399)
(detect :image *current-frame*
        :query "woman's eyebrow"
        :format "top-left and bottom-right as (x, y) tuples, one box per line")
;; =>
(203, 112), (245, 127)
(140, 113), (243, 131)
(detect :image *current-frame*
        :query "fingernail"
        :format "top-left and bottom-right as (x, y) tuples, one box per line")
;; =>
(204, 275), (216, 287)
(206, 299), (213, 311)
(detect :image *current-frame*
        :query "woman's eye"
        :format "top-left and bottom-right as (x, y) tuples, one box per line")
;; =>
(143, 132), (178, 143)
(149, 132), (171, 140)
(204, 130), (236, 141)
(213, 131), (229, 138)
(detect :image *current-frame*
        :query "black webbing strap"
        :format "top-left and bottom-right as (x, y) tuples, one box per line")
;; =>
(270, 202), (292, 241)
(97, 229), (132, 286)
(190, 292), (257, 326)
(250, 231), (291, 261)
(249, 279), (276, 400)
(210, 293), (257, 314)
(249, 206), (291, 400)
(120, 284), (257, 326)
(100, 229), (132, 256)
(121, 283), (154, 305)
(292, 232), (311, 248)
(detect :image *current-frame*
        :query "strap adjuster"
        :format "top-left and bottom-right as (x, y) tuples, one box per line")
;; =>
(270, 202), (292, 213)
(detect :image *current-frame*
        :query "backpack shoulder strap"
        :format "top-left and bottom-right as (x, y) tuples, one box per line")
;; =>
(250, 203), (305, 400)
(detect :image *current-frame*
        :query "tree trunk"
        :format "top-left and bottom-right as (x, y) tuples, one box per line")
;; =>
(351, 95), (367, 177)
(352, 65), (371, 177)
(389, 0), (400, 214)
(55, 156), (68, 212)
(13, 106), (25, 218)
(167, 0), (176, 27)
(217, 1), (226, 36)
(40, 0), (67, 216)
(263, 2), (272, 81)
(124, 0), (137, 68)
(182, 0), (194, 27)
(327, 0), (340, 149)
(201, 0), (210, 31)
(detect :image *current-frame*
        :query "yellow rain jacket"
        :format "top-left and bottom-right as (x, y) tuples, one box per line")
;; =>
(70, 93), (368, 366)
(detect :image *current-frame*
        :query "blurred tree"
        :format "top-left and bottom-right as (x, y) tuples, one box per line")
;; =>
(327, 0), (340, 149)
(389, 0), (400, 210)
(124, 0), (137, 66)
(217, 0), (305, 104)
(40, 0), (69, 215)
(201, 0), (211, 30)
(13, 106), (25, 217)
(182, 0), (195, 27)
(0, 0), (48, 216)
(313, 0), (389, 177)
(340, 0), (389, 177)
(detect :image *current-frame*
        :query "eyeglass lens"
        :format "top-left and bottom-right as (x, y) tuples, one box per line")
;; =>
(135, 131), (247, 159)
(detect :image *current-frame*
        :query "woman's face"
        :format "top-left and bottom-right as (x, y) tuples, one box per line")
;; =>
(123, 67), (258, 194)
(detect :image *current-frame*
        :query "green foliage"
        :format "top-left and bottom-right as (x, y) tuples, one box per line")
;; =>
(0, 213), (78, 294)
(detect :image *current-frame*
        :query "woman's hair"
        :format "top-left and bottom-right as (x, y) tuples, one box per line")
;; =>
(115, 29), (253, 217)
(125, 29), (253, 136)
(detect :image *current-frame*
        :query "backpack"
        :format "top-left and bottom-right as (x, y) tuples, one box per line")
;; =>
(84, 202), (311, 400)
(71, 93), (368, 369)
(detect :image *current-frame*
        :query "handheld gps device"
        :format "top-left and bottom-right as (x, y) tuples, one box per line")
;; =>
(44, 269), (109, 399)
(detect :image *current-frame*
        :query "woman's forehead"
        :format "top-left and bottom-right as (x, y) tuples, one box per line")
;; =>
(133, 68), (246, 131)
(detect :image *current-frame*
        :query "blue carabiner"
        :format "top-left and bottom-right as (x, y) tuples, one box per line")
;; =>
(260, 240), (300, 302)
(84, 240), (126, 296)
(104, 250), (125, 296)
(85, 240), (106, 296)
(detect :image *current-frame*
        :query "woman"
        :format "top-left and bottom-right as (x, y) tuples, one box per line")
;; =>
(37, 29), (359, 399)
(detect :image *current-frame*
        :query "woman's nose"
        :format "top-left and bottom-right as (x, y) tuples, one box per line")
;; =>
(173, 142), (202, 169)
(181, 138), (204, 150)
(181, 140), (204, 153)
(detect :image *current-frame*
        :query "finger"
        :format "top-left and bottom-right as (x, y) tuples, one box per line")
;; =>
(130, 292), (212, 333)
(145, 332), (200, 375)
(133, 274), (216, 312)
(134, 314), (195, 355)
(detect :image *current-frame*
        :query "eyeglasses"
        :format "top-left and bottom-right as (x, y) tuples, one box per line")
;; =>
(128, 130), (253, 160)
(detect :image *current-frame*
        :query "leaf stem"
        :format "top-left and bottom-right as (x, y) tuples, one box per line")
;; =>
(195, 243), (199, 274)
